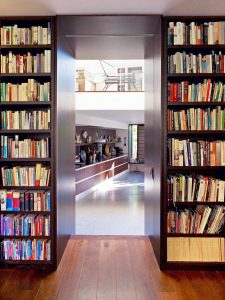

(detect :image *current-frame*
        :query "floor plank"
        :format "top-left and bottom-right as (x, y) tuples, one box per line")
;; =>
(75, 239), (100, 300)
(0, 237), (223, 300)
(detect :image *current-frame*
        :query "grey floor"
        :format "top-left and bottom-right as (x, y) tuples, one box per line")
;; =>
(76, 172), (145, 235)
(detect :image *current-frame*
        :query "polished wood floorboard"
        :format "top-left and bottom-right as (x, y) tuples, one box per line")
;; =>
(0, 237), (225, 300)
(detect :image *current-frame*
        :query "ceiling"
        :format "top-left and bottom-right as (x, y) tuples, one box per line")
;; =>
(0, 0), (225, 16)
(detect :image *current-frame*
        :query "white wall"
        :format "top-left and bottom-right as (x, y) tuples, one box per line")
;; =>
(76, 92), (144, 111)
(76, 112), (128, 129)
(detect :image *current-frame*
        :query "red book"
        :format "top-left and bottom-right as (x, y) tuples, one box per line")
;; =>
(183, 81), (189, 102)
(12, 191), (20, 211)
(174, 83), (178, 102)
(170, 83), (174, 102)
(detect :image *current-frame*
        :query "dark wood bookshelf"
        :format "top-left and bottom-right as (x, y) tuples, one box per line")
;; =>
(1, 260), (53, 265)
(1, 73), (51, 77)
(0, 101), (51, 107)
(0, 186), (50, 190)
(1, 44), (52, 49)
(0, 211), (51, 214)
(168, 73), (225, 78)
(162, 16), (225, 270)
(167, 130), (225, 136)
(0, 158), (51, 162)
(0, 235), (50, 239)
(167, 166), (225, 171)
(170, 201), (224, 206)
(168, 102), (225, 107)
(167, 233), (224, 237)
(168, 44), (225, 50)
(0, 129), (51, 134)
(0, 16), (56, 269)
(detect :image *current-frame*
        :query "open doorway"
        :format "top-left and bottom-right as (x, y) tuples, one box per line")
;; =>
(57, 16), (162, 251)
(75, 59), (145, 235)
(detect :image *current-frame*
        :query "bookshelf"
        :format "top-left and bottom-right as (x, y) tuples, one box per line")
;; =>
(163, 16), (225, 269)
(0, 17), (55, 267)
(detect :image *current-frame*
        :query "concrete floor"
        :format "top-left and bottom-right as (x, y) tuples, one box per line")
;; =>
(76, 171), (144, 235)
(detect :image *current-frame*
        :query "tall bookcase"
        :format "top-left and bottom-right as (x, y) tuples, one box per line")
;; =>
(163, 16), (225, 269)
(0, 17), (56, 268)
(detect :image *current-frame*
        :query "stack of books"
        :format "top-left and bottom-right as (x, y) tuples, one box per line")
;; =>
(168, 138), (225, 166)
(1, 50), (51, 73)
(167, 174), (225, 203)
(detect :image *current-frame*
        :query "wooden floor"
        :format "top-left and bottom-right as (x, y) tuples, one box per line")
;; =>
(0, 237), (225, 300)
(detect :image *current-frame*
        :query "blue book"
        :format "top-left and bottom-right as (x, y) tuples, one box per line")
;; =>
(6, 192), (13, 211)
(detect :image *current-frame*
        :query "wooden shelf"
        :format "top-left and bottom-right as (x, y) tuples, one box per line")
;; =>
(167, 166), (225, 171)
(1, 73), (51, 77)
(168, 102), (225, 107)
(76, 141), (120, 147)
(0, 129), (51, 134)
(0, 185), (51, 191)
(169, 201), (225, 206)
(1, 44), (52, 49)
(0, 101), (51, 107)
(0, 211), (51, 214)
(167, 233), (224, 237)
(1, 259), (53, 265)
(0, 158), (51, 162)
(0, 235), (50, 239)
(168, 73), (225, 78)
(167, 130), (225, 135)
(0, 186), (50, 190)
(167, 44), (225, 50)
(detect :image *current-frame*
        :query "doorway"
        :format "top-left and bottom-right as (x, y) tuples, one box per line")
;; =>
(57, 15), (162, 244)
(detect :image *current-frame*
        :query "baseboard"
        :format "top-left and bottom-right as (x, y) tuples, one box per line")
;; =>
(75, 169), (129, 201)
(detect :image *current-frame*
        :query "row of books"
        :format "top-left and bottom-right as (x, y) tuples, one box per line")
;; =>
(167, 237), (225, 262)
(168, 107), (225, 130)
(1, 164), (51, 187)
(167, 174), (225, 203)
(1, 135), (50, 158)
(168, 80), (225, 103)
(0, 81), (50, 102)
(1, 109), (51, 130)
(168, 21), (225, 45)
(0, 214), (50, 236)
(167, 205), (225, 234)
(1, 214), (50, 236)
(1, 50), (51, 73)
(168, 139), (225, 167)
(1, 23), (51, 45)
(1, 239), (51, 260)
(168, 51), (225, 74)
(0, 190), (51, 212)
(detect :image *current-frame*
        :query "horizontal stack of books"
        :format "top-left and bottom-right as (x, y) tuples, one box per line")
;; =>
(1, 164), (51, 186)
(1, 239), (51, 260)
(168, 107), (225, 130)
(168, 80), (225, 102)
(0, 190), (50, 211)
(1, 109), (50, 130)
(1, 135), (50, 158)
(0, 80), (50, 102)
(1, 23), (51, 45)
(168, 21), (225, 45)
(168, 51), (225, 74)
(168, 138), (225, 166)
(167, 205), (225, 234)
(167, 174), (225, 202)
(1, 50), (51, 73)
